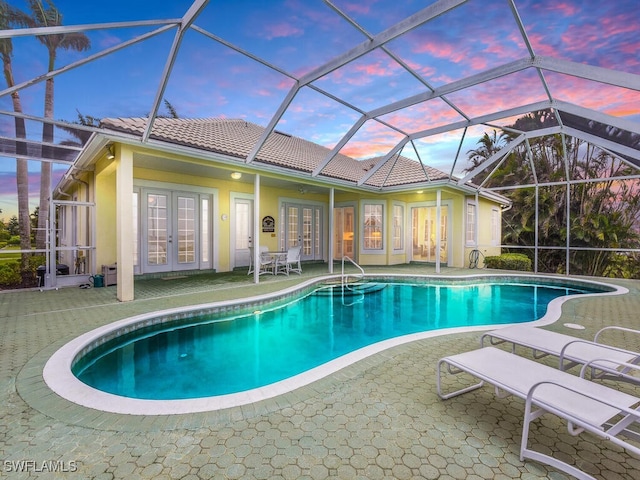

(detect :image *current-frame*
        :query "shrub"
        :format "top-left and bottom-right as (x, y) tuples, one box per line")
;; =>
(0, 261), (21, 286)
(8, 236), (21, 246)
(484, 253), (532, 271)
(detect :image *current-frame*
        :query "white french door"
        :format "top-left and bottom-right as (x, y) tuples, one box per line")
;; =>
(142, 190), (200, 273)
(410, 206), (449, 264)
(281, 203), (323, 261)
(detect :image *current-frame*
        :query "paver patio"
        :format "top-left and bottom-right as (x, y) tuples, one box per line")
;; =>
(1, 265), (639, 479)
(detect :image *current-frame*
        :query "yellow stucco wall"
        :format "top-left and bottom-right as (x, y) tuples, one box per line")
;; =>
(94, 157), (118, 270)
(62, 142), (505, 290)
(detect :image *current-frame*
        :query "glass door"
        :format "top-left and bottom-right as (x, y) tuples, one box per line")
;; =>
(233, 198), (253, 268)
(333, 206), (354, 260)
(282, 203), (323, 261)
(142, 190), (200, 273)
(411, 206), (448, 263)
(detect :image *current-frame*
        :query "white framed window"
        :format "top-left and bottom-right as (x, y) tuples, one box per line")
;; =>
(363, 203), (383, 250)
(466, 201), (477, 246)
(392, 204), (404, 251)
(491, 208), (500, 246)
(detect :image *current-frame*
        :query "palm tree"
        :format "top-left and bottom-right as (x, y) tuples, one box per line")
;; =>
(0, 1), (33, 281)
(21, 0), (90, 249)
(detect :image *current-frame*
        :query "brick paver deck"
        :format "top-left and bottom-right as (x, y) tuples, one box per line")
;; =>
(1, 265), (639, 479)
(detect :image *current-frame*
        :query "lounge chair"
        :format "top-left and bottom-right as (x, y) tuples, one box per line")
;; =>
(276, 245), (302, 276)
(480, 325), (640, 383)
(437, 346), (640, 480)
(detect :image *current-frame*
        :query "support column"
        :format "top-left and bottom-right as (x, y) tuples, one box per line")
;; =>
(436, 189), (441, 274)
(116, 145), (134, 301)
(329, 188), (334, 274)
(253, 174), (261, 284)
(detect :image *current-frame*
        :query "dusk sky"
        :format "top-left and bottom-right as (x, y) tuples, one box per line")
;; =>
(1, 0), (639, 218)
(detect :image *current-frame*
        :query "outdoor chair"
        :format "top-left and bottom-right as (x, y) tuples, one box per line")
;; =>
(437, 346), (640, 480)
(277, 245), (302, 276)
(247, 246), (275, 275)
(480, 325), (640, 384)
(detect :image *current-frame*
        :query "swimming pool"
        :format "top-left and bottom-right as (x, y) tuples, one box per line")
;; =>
(45, 274), (625, 415)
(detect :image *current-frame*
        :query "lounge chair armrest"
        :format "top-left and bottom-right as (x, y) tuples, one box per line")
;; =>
(594, 326), (640, 344)
(559, 338), (637, 362)
(521, 380), (640, 478)
(526, 379), (640, 430)
(579, 357), (640, 383)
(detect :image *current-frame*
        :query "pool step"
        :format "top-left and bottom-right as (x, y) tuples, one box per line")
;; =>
(315, 283), (386, 296)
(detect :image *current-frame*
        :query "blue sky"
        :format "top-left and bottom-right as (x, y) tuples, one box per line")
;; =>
(1, 0), (639, 218)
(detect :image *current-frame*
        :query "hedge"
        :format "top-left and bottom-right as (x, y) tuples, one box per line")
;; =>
(484, 253), (532, 272)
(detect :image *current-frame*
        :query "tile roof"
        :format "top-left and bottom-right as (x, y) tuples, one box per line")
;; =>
(100, 117), (450, 187)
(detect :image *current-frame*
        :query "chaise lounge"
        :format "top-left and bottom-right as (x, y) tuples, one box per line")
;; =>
(480, 325), (640, 383)
(437, 346), (640, 480)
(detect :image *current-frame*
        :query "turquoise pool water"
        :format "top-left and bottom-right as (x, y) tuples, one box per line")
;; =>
(72, 280), (604, 400)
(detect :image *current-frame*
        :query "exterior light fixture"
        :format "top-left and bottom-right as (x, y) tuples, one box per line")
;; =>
(230, 172), (242, 180)
(106, 145), (115, 160)
(416, 190), (424, 194)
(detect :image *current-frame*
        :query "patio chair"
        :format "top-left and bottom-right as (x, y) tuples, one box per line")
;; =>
(480, 325), (640, 384)
(247, 246), (275, 275)
(277, 245), (302, 276)
(437, 346), (640, 480)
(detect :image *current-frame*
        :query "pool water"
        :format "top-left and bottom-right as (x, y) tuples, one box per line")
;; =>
(73, 281), (596, 400)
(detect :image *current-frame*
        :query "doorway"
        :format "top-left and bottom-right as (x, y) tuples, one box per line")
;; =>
(140, 190), (203, 273)
(281, 203), (323, 261)
(232, 197), (253, 268)
(411, 206), (449, 263)
(333, 206), (355, 260)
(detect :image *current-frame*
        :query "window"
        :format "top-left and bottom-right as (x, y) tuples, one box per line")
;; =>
(491, 208), (500, 246)
(363, 203), (383, 250)
(392, 204), (404, 250)
(466, 202), (476, 246)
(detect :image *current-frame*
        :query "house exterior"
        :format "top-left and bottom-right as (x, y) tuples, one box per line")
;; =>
(53, 118), (508, 301)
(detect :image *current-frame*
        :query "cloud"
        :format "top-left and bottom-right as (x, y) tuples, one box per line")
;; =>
(262, 22), (304, 40)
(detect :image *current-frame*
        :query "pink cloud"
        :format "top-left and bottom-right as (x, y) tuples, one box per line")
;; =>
(262, 22), (304, 40)
(339, 1), (374, 16)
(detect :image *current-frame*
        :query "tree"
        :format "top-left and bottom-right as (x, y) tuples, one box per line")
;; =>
(20, 0), (90, 250)
(0, 1), (33, 281)
(466, 111), (640, 277)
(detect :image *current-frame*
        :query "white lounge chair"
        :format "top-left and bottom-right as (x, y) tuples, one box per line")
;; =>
(480, 325), (640, 383)
(437, 347), (640, 480)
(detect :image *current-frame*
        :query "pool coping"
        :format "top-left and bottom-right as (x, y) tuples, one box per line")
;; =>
(42, 273), (627, 416)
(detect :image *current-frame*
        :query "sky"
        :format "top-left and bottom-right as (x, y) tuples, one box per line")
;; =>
(1, 0), (639, 219)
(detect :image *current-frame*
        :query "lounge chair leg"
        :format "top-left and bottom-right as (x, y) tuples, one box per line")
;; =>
(521, 396), (595, 480)
(436, 359), (485, 399)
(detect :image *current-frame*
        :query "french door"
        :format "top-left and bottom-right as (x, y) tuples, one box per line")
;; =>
(141, 190), (202, 273)
(411, 206), (449, 263)
(281, 203), (323, 261)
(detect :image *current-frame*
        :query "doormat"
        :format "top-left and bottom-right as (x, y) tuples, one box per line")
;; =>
(161, 275), (189, 280)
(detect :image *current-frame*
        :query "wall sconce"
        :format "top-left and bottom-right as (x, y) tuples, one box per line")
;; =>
(106, 145), (115, 160)
(230, 172), (242, 180)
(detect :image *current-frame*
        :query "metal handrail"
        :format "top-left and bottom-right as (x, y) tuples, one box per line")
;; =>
(341, 256), (364, 287)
